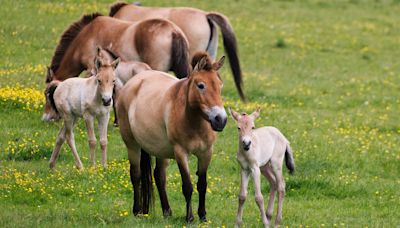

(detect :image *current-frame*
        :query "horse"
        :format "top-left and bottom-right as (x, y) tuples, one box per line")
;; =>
(116, 52), (227, 222)
(229, 108), (295, 227)
(47, 48), (120, 170)
(109, 2), (245, 100)
(42, 12), (190, 121)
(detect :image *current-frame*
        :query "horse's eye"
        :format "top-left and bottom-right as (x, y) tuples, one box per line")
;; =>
(252, 126), (255, 129)
(97, 79), (101, 84)
(197, 82), (206, 90)
(113, 80), (116, 83)
(237, 127), (241, 130)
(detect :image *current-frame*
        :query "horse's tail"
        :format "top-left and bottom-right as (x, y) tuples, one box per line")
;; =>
(170, 31), (190, 78)
(285, 144), (295, 175)
(140, 149), (154, 214)
(47, 81), (59, 114)
(109, 2), (128, 17)
(206, 13), (245, 101)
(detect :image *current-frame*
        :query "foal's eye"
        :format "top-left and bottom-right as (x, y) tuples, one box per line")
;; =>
(252, 126), (255, 129)
(197, 82), (206, 91)
(237, 127), (241, 130)
(112, 80), (116, 83)
(97, 79), (101, 84)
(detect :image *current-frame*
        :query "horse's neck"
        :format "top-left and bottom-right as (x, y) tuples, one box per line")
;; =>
(54, 60), (83, 81)
(83, 77), (101, 104)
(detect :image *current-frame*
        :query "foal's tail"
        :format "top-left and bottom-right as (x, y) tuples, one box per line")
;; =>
(170, 31), (190, 78)
(207, 13), (245, 101)
(140, 149), (154, 214)
(285, 144), (295, 175)
(46, 81), (59, 114)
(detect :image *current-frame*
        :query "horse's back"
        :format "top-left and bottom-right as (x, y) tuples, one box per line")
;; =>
(256, 127), (289, 164)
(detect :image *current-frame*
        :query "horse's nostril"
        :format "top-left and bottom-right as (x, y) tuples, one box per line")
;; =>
(215, 115), (221, 123)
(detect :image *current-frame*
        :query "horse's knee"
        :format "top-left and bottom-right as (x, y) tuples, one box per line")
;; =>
(100, 139), (107, 149)
(238, 194), (246, 205)
(255, 194), (264, 205)
(88, 139), (96, 147)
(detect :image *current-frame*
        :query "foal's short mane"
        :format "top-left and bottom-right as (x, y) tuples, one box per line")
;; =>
(50, 13), (103, 74)
(191, 52), (213, 72)
(109, 2), (128, 17)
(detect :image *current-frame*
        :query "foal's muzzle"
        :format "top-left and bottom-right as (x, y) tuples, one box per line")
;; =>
(207, 106), (227, 132)
(102, 97), (112, 106)
(243, 141), (251, 151)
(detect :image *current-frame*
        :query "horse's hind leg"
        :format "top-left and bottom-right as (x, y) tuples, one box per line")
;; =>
(154, 158), (172, 217)
(65, 117), (83, 170)
(49, 125), (66, 169)
(84, 114), (96, 167)
(271, 160), (285, 226)
(261, 164), (277, 222)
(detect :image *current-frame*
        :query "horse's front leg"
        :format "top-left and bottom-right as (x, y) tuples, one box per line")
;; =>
(252, 166), (269, 228)
(154, 158), (172, 217)
(98, 113), (110, 168)
(196, 149), (212, 222)
(84, 113), (96, 167)
(235, 169), (250, 228)
(174, 145), (194, 223)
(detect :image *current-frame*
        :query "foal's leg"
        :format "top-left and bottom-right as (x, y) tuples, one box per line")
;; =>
(251, 166), (269, 228)
(196, 150), (212, 222)
(65, 117), (83, 170)
(271, 161), (285, 226)
(154, 158), (172, 217)
(235, 169), (250, 228)
(84, 114), (96, 167)
(174, 145), (194, 223)
(49, 125), (66, 169)
(98, 113), (110, 168)
(261, 164), (277, 221)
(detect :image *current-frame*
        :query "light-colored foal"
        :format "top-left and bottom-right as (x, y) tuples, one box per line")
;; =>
(48, 48), (119, 169)
(230, 108), (295, 228)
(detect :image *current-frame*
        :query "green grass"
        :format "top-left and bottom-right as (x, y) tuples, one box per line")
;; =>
(1, 0), (400, 227)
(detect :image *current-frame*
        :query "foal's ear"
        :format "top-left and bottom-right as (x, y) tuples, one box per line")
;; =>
(95, 57), (103, 71)
(193, 56), (208, 72)
(250, 107), (261, 119)
(111, 58), (120, 70)
(213, 56), (225, 71)
(229, 107), (240, 121)
(46, 67), (54, 82)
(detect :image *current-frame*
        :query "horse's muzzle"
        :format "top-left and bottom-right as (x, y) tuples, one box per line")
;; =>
(102, 97), (112, 106)
(243, 141), (251, 151)
(208, 106), (227, 132)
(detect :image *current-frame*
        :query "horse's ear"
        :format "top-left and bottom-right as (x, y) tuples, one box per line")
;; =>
(229, 107), (240, 121)
(46, 67), (54, 82)
(193, 56), (208, 72)
(251, 107), (261, 119)
(95, 57), (102, 71)
(213, 56), (225, 71)
(111, 58), (120, 70)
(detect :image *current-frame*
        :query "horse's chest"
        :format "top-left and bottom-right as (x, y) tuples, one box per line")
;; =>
(237, 151), (258, 170)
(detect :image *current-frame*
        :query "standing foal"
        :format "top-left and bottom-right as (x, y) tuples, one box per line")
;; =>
(229, 108), (295, 228)
(47, 49), (119, 169)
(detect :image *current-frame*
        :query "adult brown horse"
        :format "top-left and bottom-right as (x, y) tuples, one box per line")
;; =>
(42, 12), (190, 121)
(116, 52), (227, 222)
(110, 2), (245, 100)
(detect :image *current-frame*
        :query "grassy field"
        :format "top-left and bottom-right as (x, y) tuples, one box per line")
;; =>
(1, 0), (400, 227)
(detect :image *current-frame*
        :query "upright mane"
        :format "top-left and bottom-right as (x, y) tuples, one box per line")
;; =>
(191, 52), (213, 71)
(109, 2), (128, 17)
(50, 13), (103, 74)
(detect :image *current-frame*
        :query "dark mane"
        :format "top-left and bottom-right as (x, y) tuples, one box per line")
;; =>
(103, 48), (119, 60)
(191, 51), (213, 71)
(50, 13), (102, 74)
(109, 2), (128, 17)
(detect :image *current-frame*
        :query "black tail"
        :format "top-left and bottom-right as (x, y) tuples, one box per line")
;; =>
(140, 149), (154, 214)
(285, 144), (295, 175)
(46, 82), (59, 114)
(109, 2), (128, 17)
(207, 13), (245, 101)
(170, 31), (190, 78)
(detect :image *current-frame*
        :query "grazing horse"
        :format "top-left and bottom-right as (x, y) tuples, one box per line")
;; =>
(42, 12), (190, 121)
(229, 108), (295, 228)
(109, 2), (245, 100)
(116, 52), (227, 222)
(48, 48), (120, 169)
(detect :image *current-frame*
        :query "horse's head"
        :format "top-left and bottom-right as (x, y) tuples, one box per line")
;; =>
(187, 52), (227, 132)
(229, 108), (260, 151)
(93, 47), (120, 106)
(42, 67), (60, 121)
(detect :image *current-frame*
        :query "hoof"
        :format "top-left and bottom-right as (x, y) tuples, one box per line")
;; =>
(113, 122), (119, 127)
(49, 162), (55, 169)
(186, 214), (194, 223)
(163, 208), (172, 218)
(133, 208), (142, 216)
(199, 215), (207, 222)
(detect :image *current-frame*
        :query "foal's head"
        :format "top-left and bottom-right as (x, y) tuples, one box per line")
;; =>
(187, 52), (227, 131)
(230, 108), (261, 151)
(93, 47), (120, 106)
